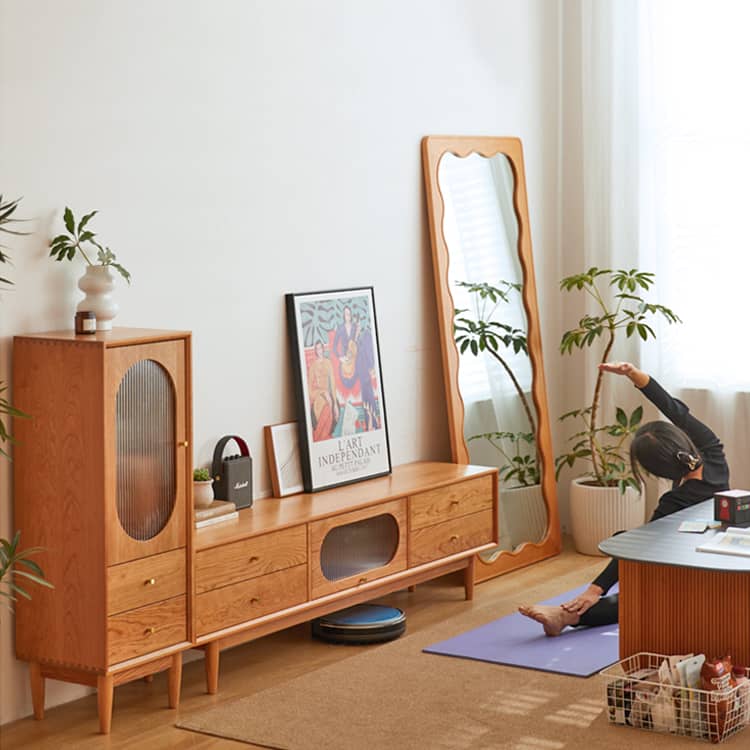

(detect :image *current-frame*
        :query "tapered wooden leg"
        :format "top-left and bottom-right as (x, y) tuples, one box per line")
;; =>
(97, 674), (114, 734)
(464, 557), (475, 601)
(29, 662), (45, 720)
(168, 652), (182, 708)
(205, 642), (220, 695)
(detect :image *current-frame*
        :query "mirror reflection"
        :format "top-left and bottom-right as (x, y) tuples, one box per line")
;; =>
(438, 152), (548, 557)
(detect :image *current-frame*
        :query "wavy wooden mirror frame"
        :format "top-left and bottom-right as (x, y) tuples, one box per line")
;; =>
(422, 135), (561, 582)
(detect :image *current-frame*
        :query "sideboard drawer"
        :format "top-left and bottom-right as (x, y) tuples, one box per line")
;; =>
(196, 525), (307, 594)
(195, 563), (308, 637)
(107, 548), (186, 616)
(409, 509), (494, 566)
(108, 595), (187, 664)
(409, 476), (494, 531)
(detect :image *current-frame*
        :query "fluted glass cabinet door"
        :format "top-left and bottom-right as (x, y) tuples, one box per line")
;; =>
(106, 339), (189, 565)
(116, 360), (176, 541)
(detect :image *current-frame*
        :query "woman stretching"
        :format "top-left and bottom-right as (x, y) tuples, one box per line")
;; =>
(519, 362), (730, 636)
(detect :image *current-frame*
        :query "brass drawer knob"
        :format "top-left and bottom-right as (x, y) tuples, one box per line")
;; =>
(145, 626), (157, 635)
(179, 440), (189, 448)
(450, 534), (459, 542)
(450, 500), (460, 506)
(250, 597), (260, 604)
(145, 578), (156, 586)
(358, 577), (368, 584)
(248, 556), (259, 564)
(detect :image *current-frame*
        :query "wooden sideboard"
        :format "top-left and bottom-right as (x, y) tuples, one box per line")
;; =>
(193, 461), (498, 694)
(13, 329), (498, 732)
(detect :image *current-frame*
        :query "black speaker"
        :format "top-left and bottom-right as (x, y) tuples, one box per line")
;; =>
(212, 435), (253, 509)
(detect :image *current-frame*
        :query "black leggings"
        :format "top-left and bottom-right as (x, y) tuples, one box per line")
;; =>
(578, 594), (619, 627)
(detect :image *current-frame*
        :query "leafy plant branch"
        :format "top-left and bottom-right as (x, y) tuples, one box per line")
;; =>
(469, 430), (540, 487)
(558, 267), (681, 487)
(0, 193), (51, 607)
(49, 207), (131, 284)
(454, 280), (536, 435)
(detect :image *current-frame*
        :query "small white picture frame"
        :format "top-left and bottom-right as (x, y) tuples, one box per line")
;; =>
(264, 422), (304, 497)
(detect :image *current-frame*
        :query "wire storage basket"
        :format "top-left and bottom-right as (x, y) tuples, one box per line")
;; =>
(601, 653), (749, 744)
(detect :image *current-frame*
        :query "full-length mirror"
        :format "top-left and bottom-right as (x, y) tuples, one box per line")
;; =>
(422, 136), (560, 582)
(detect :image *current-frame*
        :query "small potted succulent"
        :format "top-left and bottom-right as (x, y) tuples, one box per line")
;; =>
(193, 468), (214, 509)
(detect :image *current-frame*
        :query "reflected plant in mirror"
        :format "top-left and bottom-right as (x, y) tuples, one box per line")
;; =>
(455, 280), (539, 489)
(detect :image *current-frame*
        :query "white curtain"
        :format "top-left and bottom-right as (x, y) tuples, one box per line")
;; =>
(579, 0), (750, 495)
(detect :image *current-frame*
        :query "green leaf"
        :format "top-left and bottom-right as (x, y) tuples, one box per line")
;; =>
(77, 210), (97, 234)
(63, 207), (75, 234)
(630, 405), (643, 428)
(615, 407), (627, 428)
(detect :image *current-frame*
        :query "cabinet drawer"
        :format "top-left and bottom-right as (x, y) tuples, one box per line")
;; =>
(409, 509), (494, 566)
(195, 525), (307, 594)
(309, 499), (407, 599)
(108, 595), (186, 664)
(108, 548), (186, 615)
(195, 564), (307, 637)
(409, 475), (494, 531)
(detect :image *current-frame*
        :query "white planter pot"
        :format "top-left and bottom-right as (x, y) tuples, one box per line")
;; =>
(480, 483), (547, 562)
(569, 477), (645, 556)
(77, 265), (118, 331)
(193, 480), (214, 509)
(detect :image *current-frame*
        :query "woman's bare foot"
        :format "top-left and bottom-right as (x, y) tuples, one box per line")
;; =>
(518, 604), (581, 636)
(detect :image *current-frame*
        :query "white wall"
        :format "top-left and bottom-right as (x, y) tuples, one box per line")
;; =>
(0, 0), (561, 724)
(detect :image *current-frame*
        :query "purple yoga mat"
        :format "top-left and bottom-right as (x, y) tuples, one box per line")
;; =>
(423, 584), (619, 677)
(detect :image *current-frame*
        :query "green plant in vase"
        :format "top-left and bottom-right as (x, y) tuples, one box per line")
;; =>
(0, 194), (53, 608)
(454, 280), (538, 487)
(555, 267), (681, 492)
(49, 207), (131, 283)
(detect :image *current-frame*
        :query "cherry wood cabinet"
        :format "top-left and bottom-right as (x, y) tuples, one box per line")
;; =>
(13, 329), (193, 734)
(13, 329), (497, 732)
(193, 461), (498, 695)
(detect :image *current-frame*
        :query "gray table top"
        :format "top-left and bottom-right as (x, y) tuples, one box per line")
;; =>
(598, 499), (750, 571)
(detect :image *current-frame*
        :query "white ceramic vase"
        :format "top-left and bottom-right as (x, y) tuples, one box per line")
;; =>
(193, 480), (214, 509)
(77, 264), (118, 331)
(569, 477), (645, 556)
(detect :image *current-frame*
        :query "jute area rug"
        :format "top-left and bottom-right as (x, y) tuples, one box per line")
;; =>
(177, 571), (746, 750)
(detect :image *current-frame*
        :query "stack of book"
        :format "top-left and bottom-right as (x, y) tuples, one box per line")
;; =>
(195, 500), (238, 529)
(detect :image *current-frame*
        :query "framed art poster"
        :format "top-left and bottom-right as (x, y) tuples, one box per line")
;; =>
(286, 287), (391, 492)
(264, 421), (304, 497)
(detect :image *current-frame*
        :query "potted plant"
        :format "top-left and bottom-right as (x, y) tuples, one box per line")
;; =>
(556, 267), (681, 554)
(49, 207), (131, 331)
(193, 467), (214, 509)
(454, 280), (545, 551)
(0, 194), (53, 607)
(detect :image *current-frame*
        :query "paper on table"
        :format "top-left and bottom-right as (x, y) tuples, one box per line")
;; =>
(696, 526), (750, 556)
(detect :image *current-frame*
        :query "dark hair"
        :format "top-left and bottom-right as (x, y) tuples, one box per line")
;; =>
(630, 420), (703, 485)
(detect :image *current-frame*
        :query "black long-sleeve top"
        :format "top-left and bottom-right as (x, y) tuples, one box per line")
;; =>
(592, 377), (730, 593)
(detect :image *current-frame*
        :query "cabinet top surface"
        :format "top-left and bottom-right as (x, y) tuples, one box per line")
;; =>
(195, 461), (497, 551)
(15, 327), (191, 346)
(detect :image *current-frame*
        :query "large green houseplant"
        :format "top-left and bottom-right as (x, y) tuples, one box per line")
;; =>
(0, 195), (52, 607)
(555, 267), (681, 554)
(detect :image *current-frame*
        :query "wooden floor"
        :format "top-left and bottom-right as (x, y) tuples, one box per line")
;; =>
(1, 543), (604, 749)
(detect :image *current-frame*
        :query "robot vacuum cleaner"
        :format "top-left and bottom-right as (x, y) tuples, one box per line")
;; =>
(312, 604), (406, 644)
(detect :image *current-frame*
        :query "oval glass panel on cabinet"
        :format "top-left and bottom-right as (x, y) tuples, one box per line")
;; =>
(106, 338), (190, 565)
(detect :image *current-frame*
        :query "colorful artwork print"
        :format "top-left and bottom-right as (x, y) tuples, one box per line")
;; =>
(287, 288), (391, 492)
